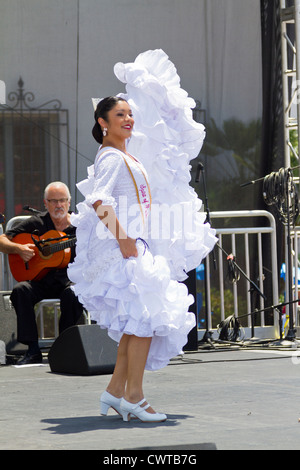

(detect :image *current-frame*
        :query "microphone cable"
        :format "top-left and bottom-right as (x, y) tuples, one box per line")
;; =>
(226, 254), (240, 283)
(262, 167), (299, 226)
(217, 315), (243, 342)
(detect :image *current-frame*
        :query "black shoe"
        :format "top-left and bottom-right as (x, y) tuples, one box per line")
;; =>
(17, 351), (43, 365)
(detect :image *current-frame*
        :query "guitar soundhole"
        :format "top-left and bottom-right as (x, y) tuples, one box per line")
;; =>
(39, 243), (52, 259)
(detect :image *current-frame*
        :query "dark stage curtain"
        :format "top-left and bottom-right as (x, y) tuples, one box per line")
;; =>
(260, 0), (290, 315)
(260, 0), (285, 178)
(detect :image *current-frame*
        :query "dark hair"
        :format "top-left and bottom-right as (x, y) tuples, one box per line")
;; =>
(92, 96), (127, 144)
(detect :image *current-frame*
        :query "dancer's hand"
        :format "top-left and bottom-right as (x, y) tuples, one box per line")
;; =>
(93, 201), (138, 258)
(119, 237), (138, 259)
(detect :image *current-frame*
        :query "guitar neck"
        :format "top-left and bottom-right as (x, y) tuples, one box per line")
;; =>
(41, 237), (76, 256)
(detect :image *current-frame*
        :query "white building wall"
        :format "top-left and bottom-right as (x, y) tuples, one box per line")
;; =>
(0, 0), (262, 207)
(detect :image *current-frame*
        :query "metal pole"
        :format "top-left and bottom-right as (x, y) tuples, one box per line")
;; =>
(280, 0), (292, 168)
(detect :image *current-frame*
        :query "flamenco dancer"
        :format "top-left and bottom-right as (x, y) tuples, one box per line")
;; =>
(68, 50), (217, 423)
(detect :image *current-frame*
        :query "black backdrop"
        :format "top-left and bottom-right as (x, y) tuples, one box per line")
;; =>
(260, 0), (285, 179)
(259, 0), (286, 313)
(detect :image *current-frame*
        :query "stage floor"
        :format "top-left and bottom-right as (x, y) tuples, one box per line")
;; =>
(1, 344), (300, 451)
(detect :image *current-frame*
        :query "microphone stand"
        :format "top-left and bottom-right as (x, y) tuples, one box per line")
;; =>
(234, 298), (300, 342)
(241, 168), (298, 341)
(196, 162), (267, 341)
(23, 205), (42, 215)
(217, 244), (267, 338)
(195, 162), (217, 346)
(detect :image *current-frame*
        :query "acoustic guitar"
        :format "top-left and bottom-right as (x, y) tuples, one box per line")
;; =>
(8, 230), (76, 282)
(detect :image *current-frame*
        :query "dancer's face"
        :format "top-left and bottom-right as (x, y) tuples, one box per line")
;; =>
(99, 101), (134, 141)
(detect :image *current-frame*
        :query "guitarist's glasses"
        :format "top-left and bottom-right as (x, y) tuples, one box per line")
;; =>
(47, 198), (69, 205)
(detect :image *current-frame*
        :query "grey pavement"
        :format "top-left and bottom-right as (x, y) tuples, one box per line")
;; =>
(1, 345), (300, 451)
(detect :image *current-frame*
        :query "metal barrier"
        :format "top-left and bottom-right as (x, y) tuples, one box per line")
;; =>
(3, 216), (30, 291)
(1, 217), (66, 343)
(201, 210), (279, 336)
(290, 226), (300, 328)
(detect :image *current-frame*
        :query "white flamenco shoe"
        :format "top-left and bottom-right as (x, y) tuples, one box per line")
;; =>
(120, 397), (167, 423)
(100, 391), (122, 416)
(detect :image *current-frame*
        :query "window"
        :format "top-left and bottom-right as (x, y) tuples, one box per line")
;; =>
(0, 78), (69, 221)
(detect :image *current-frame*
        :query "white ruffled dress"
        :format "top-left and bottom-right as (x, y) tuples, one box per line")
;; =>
(68, 49), (217, 371)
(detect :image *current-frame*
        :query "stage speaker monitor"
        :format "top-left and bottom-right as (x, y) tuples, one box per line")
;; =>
(0, 290), (26, 354)
(48, 324), (118, 375)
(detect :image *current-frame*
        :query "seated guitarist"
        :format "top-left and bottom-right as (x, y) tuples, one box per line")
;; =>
(0, 182), (84, 365)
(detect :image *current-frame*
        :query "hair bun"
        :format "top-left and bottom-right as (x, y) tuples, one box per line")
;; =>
(92, 121), (103, 144)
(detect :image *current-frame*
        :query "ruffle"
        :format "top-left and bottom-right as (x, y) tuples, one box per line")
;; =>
(114, 49), (217, 280)
(68, 49), (218, 371)
(76, 166), (117, 210)
(69, 239), (195, 371)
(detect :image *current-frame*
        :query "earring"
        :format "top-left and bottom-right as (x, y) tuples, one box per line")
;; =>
(103, 127), (107, 137)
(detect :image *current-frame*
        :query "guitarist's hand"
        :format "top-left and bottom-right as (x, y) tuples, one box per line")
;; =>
(17, 243), (36, 262)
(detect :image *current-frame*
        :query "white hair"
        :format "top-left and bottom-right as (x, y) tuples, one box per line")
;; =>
(44, 182), (71, 200)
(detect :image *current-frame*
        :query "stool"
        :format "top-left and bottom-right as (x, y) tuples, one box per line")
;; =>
(36, 299), (91, 340)
(36, 299), (60, 339)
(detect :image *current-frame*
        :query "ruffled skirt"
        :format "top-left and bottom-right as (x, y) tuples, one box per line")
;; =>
(68, 224), (195, 371)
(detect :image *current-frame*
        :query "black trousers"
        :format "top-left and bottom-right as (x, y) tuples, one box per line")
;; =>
(10, 275), (84, 345)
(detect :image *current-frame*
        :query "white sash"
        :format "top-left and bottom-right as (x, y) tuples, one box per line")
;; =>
(98, 147), (152, 228)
